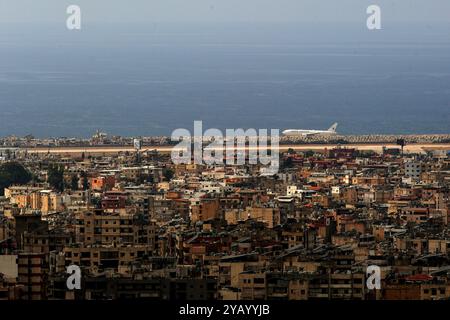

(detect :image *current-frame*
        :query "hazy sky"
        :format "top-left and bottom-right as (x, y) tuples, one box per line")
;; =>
(0, 0), (449, 24)
(0, 0), (449, 137)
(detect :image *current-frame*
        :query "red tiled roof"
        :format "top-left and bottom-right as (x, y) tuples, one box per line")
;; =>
(405, 274), (433, 282)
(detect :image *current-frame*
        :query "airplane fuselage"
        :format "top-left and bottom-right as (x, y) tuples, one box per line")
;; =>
(282, 129), (337, 136)
(282, 123), (338, 137)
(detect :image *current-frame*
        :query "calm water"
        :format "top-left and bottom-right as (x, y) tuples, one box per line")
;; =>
(1, 23), (449, 137)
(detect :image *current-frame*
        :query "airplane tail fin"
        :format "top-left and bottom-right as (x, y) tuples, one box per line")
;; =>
(327, 123), (338, 133)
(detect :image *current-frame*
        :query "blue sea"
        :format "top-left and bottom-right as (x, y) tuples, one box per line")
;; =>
(1, 22), (449, 137)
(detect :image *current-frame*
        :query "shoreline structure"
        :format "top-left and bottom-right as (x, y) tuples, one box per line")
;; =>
(1, 134), (449, 155)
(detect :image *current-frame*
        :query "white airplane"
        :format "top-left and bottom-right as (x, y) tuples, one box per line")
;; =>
(282, 123), (338, 137)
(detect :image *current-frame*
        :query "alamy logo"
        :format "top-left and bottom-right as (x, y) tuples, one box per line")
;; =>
(171, 121), (280, 175)
(367, 5), (381, 30)
(66, 5), (81, 30)
(366, 265), (381, 290)
(66, 264), (81, 290)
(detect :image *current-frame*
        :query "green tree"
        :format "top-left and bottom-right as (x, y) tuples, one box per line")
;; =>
(281, 156), (294, 169)
(48, 164), (64, 192)
(0, 162), (32, 195)
(80, 171), (89, 190)
(163, 168), (174, 181)
(70, 174), (79, 190)
(304, 150), (315, 158)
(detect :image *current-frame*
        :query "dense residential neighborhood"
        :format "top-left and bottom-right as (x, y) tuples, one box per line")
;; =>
(1, 136), (450, 300)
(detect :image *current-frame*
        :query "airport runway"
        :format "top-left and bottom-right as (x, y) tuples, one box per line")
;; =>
(22, 143), (450, 155)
